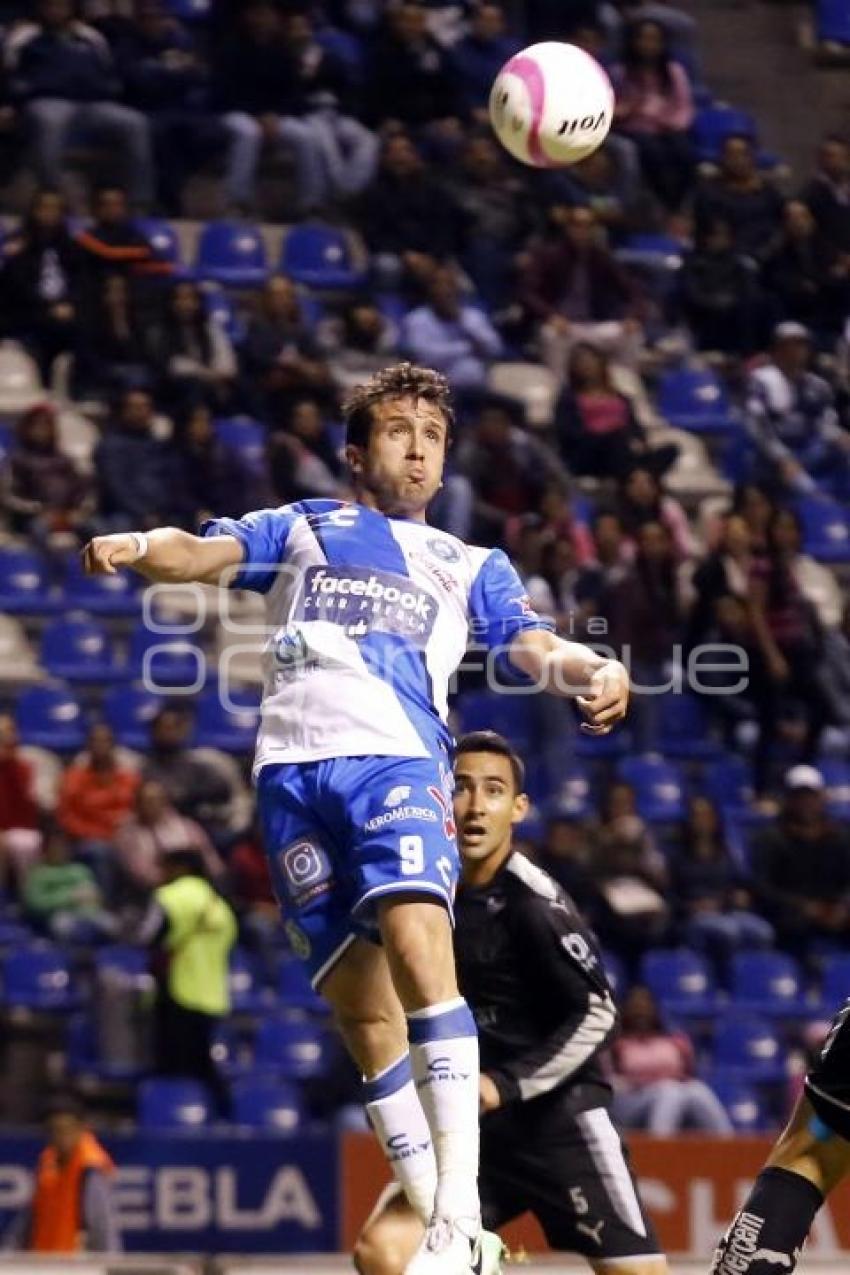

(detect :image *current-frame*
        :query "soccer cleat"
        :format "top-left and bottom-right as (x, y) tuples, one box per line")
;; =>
(404, 1215), (484, 1275)
(480, 1229), (507, 1274)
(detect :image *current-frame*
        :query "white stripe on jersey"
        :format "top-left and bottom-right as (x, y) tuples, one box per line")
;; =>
(517, 992), (617, 1101)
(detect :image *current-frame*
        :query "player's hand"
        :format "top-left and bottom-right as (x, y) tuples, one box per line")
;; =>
(81, 533), (144, 576)
(577, 660), (629, 735)
(479, 1075), (501, 1113)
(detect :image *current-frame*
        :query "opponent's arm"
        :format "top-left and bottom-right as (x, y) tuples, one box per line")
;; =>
(82, 528), (244, 585)
(508, 628), (630, 735)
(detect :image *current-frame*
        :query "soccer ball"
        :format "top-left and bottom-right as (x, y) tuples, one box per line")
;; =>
(489, 41), (614, 168)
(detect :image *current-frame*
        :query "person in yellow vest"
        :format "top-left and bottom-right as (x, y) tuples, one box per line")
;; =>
(5, 1095), (121, 1253)
(138, 848), (237, 1115)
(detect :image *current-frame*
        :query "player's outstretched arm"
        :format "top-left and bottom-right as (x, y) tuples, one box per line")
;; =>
(508, 629), (629, 735)
(82, 528), (244, 585)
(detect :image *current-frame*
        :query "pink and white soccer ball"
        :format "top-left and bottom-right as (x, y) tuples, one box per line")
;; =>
(489, 41), (614, 168)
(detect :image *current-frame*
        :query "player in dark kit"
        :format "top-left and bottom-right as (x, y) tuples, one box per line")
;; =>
(355, 732), (667, 1275)
(709, 1001), (850, 1275)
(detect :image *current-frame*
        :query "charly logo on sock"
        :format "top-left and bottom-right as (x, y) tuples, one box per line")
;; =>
(386, 1132), (432, 1163)
(417, 1056), (470, 1086)
(715, 1212), (797, 1273)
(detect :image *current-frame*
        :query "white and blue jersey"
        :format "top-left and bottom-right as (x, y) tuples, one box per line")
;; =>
(202, 498), (552, 985)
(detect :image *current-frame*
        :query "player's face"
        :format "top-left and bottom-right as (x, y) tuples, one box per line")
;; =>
(454, 751), (528, 871)
(350, 395), (447, 520)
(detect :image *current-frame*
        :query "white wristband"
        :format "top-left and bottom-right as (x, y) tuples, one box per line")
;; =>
(129, 531), (149, 562)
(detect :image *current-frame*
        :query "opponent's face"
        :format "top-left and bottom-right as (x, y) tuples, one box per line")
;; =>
(348, 395), (447, 519)
(454, 751), (528, 869)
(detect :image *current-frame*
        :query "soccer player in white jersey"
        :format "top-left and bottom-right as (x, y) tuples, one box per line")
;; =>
(83, 363), (629, 1275)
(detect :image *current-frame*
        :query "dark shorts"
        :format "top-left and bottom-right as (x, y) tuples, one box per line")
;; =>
(479, 1101), (661, 1261)
(805, 996), (850, 1142)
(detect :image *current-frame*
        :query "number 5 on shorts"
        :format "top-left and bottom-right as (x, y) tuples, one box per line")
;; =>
(400, 834), (424, 875)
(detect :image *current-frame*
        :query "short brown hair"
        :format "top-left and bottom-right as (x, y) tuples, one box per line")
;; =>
(342, 361), (455, 448)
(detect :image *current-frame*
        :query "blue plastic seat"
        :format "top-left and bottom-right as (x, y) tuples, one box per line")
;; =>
(165, 0), (212, 18)
(315, 26), (365, 79)
(0, 423), (13, 463)
(280, 224), (366, 289)
(212, 417), (267, 476)
(657, 368), (737, 435)
(95, 944), (150, 981)
(817, 0), (850, 43)
(709, 1014), (787, 1083)
(693, 106), (757, 162)
(129, 622), (206, 690)
(195, 221), (268, 288)
(254, 1015), (332, 1080)
(195, 689), (261, 753)
(62, 554), (141, 617)
(40, 619), (126, 685)
(730, 952), (812, 1018)
(2, 944), (77, 1011)
(549, 765), (593, 819)
(601, 950), (627, 1000)
(616, 234), (684, 276)
(229, 947), (272, 1016)
(616, 754), (687, 823)
(575, 726), (633, 760)
(15, 686), (86, 751)
(702, 755), (760, 819)
(656, 693), (721, 760)
(277, 956), (325, 1014)
(820, 954), (850, 1009)
(641, 949), (719, 1018)
(231, 1079), (303, 1132)
(66, 1011), (147, 1081)
(710, 1078), (768, 1133)
(456, 690), (533, 754)
(795, 497), (850, 564)
(138, 1079), (212, 1129)
(821, 759), (850, 819)
(135, 217), (184, 271)
(0, 549), (59, 615)
(102, 683), (161, 750)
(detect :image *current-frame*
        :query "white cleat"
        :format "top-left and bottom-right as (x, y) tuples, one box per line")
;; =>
(479, 1229), (507, 1274)
(404, 1215), (485, 1275)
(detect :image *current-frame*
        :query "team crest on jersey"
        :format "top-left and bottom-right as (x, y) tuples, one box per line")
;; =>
(427, 536), (461, 564)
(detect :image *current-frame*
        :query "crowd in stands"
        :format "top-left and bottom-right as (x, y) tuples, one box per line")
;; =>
(0, 0), (846, 1137)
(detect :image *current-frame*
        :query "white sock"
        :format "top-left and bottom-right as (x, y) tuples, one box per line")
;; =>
(363, 1054), (437, 1223)
(408, 997), (480, 1223)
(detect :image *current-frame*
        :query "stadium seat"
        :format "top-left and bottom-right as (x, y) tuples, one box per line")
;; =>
(195, 689), (261, 753)
(40, 619), (126, 685)
(316, 26), (365, 79)
(102, 683), (161, 750)
(231, 1079), (302, 1132)
(820, 759), (850, 820)
(195, 221), (268, 288)
(15, 686), (86, 751)
(280, 224), (366, 289)
(548, 765), (593, 819)
(710, 1078), (768, 1133)
(656, 693), (722, 760)
(2, 944), (77, 1011)
(135, 217), (184, 271)
(62, 554), (142, 617)
(202, 284), (247, 345)
(702, 755), (762, 821)
(709, 1014), (787, 1083)
(816, 0), (850, 43)
(0, 422), (12, 462)
(657, 368), (738, 436)
(487, 362), (559, 428)
(616, 755), (687, 823)
(138, 1079), (212, 1129)
(229, 947), (272, 1016)
(129, 623), (207, 691)
(693, 105), (757, 162)
(165, 0), (212, 18)
(0, 341), (43, 412)
(820, 954), (850, 1009)
(641, 950), (719, 1019)
(575, 726), (633, 760)
(795, 497), (850, 564)
(0, 549), (60, 615)
(95, 944), (150, 982)
(213, 416), (267, 476)
(277, 956), (325, 1014)
(601, 950), (627, 1000)
(0, 616), (41, 687)
(729, 952), (813, 1018)
(254, 1016), (332, 1080)
(456, 690), (533, 753)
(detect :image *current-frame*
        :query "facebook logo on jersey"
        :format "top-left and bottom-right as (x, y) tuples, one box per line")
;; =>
(299, 566), (438, 645)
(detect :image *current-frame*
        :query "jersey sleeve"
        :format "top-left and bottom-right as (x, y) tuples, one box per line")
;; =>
(487, 894), (618, 1106)
(200, 505), (300, 593)
(468, 548), (554, 684)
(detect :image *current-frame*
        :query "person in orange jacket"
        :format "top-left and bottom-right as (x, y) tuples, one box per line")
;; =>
(5, 1095), (121, 1253)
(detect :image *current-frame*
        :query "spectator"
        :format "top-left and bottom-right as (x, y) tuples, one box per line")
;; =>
(554, 342), (678, 480)
(694, 134), (784, 265)
(214, 0), (331, 215)
(745, 322), (850, 498)
(74, 185), (170, 285)
(173, 403), (268, 525)
(448, 134), (534, 307)
(801, 135), (850, 255)
(366, 3), (460, 130)
(6, 0), (154, 208)
(521, 204), (643, 379)
(57, 723), (139, 892)
(138, 849), (236, 1115)
(323, 298), (399, 393)
(0, 189), (86, 379)
(537, 807), (598, 914)
(614, 465), (696, 558)
(22, 822), (118, 944)
(679, 218), (762, 355)
(454, 393), (566, 543)
(730, 481), (775, 559)
(268, 398), (344, 502)
(94, 388), (178, 531)
(152, 281), (238, 414)
(241, 275), (332, 420)
(4, 1094), (121, 1252)
(751, 766), (850, 953)
(358, 132), (461, 290)
(672, 795), (774, 962)
(229, 816), (277, 978)
(683, 512), (755, 653)
(762, 199), (849, 341)
(0, 713), (41, 892)
(611, 986), (733, 1133)
(611, 19), (694, 213)
(143, 706), (237, 840)
(592, 780), (670, 962)
(450, 3), (521, 118)
(769, 506), (843, 630)
(401, 265), (503, 388)
(539, 141), (650, 242)
(574, 511), (631, 623)
(0, 402), (91, 548)
(506, 481), (596, 571)
(114, 779), (224, 901)
(74, 274), (153, 400)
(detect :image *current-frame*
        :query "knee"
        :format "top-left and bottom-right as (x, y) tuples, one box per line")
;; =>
(353, 1225), (407, 1275)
